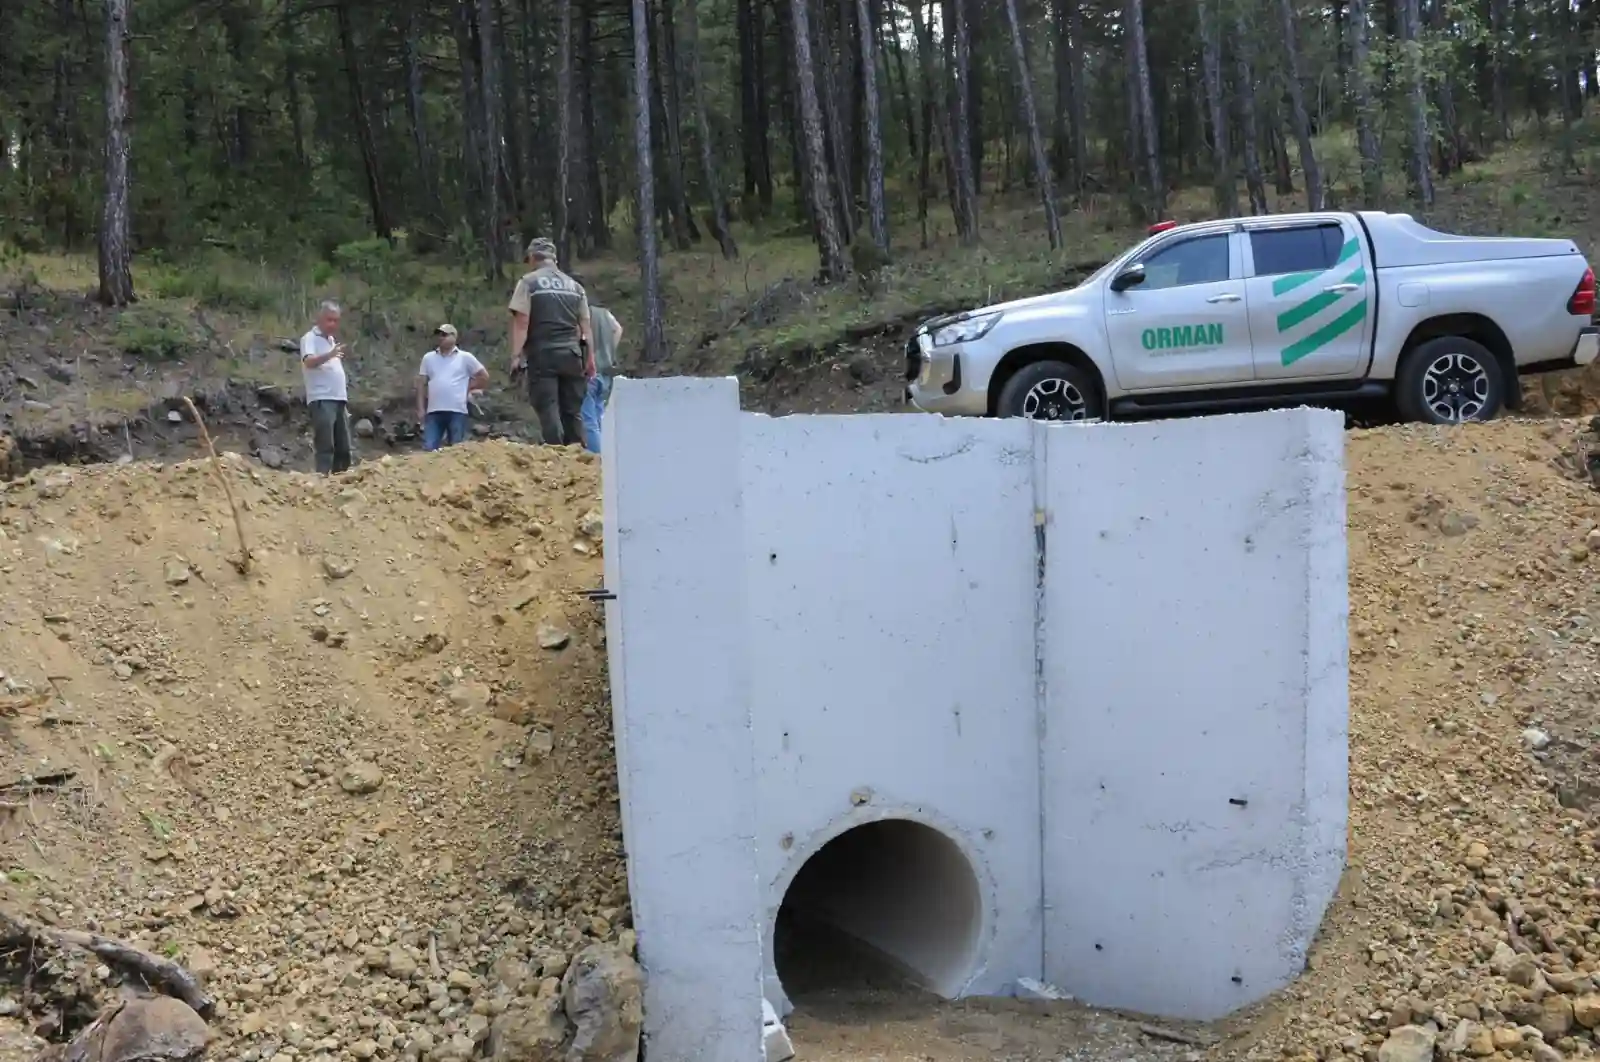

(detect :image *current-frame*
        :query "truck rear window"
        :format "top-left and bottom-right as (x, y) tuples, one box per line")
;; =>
(1250, 224), (1344, 277)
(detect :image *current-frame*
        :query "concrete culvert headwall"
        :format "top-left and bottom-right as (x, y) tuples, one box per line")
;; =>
(773, 819), (983, 1002)
(602, 378), (1350, 1061)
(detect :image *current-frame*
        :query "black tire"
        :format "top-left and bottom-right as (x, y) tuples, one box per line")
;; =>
(1394, 336), (1506, 425)
(995, 360), (1105, 421)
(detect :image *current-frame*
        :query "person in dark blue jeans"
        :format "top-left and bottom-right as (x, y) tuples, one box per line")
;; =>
(417, 324), (489, 452)
(423, 409), (471, 450)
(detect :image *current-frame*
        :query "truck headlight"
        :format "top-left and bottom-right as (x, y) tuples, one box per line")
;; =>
(931, 312), (1001, 347)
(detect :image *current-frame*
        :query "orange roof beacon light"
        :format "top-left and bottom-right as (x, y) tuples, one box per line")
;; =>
(1148, 220), (1179, 235)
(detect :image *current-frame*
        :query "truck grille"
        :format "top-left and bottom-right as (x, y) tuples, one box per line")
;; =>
(904, 335), (922, 381)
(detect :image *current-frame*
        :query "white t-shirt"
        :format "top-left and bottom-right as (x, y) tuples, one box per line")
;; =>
(300, 328), (348, 403)
(418, 348), (486, 415)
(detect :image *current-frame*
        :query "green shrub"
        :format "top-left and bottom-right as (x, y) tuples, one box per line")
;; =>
(147, 260), (276, 313)
(113, 306), (201, 361)
(331, 238), (398, 285)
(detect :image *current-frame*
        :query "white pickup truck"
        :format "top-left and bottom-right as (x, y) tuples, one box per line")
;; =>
(904, 211), (1599, 424)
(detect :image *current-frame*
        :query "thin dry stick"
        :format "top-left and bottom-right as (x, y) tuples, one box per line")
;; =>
(181, 397), (252, 575)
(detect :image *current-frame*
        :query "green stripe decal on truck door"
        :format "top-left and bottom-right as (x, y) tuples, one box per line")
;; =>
(1270, 238), (1360, 297)
(1281, 300), (1369, 365)
(1276, 266), (1368, 333)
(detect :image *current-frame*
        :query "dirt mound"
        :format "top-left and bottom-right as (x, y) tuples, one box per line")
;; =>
(0, 441), (621, 1058)
(1527, 365), (1600, 418)
(1227, 418), (1600, 1061)
(3, 418), (1600, 1062)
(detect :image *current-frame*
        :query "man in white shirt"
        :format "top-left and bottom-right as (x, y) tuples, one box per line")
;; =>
(300, 300), (352, 474)
(416, 324), (489, 451)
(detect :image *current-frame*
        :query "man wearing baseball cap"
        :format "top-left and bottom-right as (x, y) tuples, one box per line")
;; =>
(416, 323), (489, 451)
(508, 237), (592, 446)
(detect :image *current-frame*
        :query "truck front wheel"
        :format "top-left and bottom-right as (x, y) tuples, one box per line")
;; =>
(1394, 337), (1506, 425)
(996, 360), (1105, 421)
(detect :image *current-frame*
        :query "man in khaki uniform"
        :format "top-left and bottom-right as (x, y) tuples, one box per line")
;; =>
(509, 237), (592, 446)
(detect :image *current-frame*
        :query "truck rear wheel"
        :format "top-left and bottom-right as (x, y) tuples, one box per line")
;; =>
(1395, 337), (1506, 425)
(996, 361), (1104, 421)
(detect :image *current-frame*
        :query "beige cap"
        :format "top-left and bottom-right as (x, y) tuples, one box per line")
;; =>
(435, 323), (458, 337)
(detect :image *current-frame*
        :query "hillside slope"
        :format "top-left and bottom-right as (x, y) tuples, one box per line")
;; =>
(0, 442), (620, 1059)
(0, 421), (1597, 1062)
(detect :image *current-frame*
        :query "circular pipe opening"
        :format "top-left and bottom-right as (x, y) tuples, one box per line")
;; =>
(773, 819), (983, 1003)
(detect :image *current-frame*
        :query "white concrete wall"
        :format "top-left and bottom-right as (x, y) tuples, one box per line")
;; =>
(601, 379), (768, 1062)
(737, 413), (1044, 1008)
(602, 378), (1348, 1059)
(1039, 413), (1349, 1020)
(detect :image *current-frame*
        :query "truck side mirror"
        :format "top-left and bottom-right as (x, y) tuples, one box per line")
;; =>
(1110, 263), (1146, 293)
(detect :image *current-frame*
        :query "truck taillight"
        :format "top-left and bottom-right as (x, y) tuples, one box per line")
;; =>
(1148, 220), (1178, 235)
(1569, 267), (1596, 316)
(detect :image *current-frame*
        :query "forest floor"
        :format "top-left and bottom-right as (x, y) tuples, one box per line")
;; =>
(7, 128), (1600, 472)
(1, 423), (1600, 1062)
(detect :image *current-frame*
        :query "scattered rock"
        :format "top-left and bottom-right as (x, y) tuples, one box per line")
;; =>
(1377, 1025), (1436, 1062)
(1537, 994), (1575, 1040)
(525, 727), (556, 765)
(1523, 726), (1552, 750)
(355, 418), (376, 438)
(1438, 510), (1480, 536)
(537, 624), (572, 651)
(578, 510), (604, 540)
(386, 947), (419, 980)
(321, 555), (356, 580)
(338, 761), (385, 794)
(258, 445), (285, 470)
(489, 994), (569, 1062)
(562, 944), (643, 1062)
(846, 355), (882, 385)
(166, 410), (184, 424)
(79, 996), (209, 1062)
(164, 560), (191, 586)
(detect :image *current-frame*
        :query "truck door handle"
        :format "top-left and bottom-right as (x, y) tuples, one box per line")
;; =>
(1206, 293), (1242, 304)
(1323, 283), (1361, 294)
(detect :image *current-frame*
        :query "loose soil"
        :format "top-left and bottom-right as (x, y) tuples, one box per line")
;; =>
(0, 418), (1598, 1061)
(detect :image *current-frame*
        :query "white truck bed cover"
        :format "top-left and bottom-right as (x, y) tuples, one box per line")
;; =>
(1358, 211), (1582, 269)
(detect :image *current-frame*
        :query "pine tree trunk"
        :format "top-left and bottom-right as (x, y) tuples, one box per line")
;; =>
(1233, 10), (1269, 215)
(908, 0), (948, 247)
(880, 5), (919, 161)
(1126, 0), (1164, 219)
(477, 0), (505, 276)
(518, 0), (545, 231)
(1276, 0), (1324, 210)
(631, 0), (667, 360)
(401, 9), (445, 228)
(1348, 0), (1382, 202)
(1002, 0), (1060, 248)
(555, 0), (574, 261)
(1400, 0), (1434, 204)
(1198, 0), (1236, 216)
(684, 0), (739, 257)
(1489, 0), (1509, 141)
(787, 0), (849, 279)
(1269, 116), (1294, 195)
(654, 0), (698, 249)
(737, 0), (774, 207)
(1066, 0), (1086, 194)
(97, 0), (134, 308)
(336, 0), (392, 241)
(948, 0), (979, 242)
(819, 5), (855, 245)
(855, 0), (889, 251)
